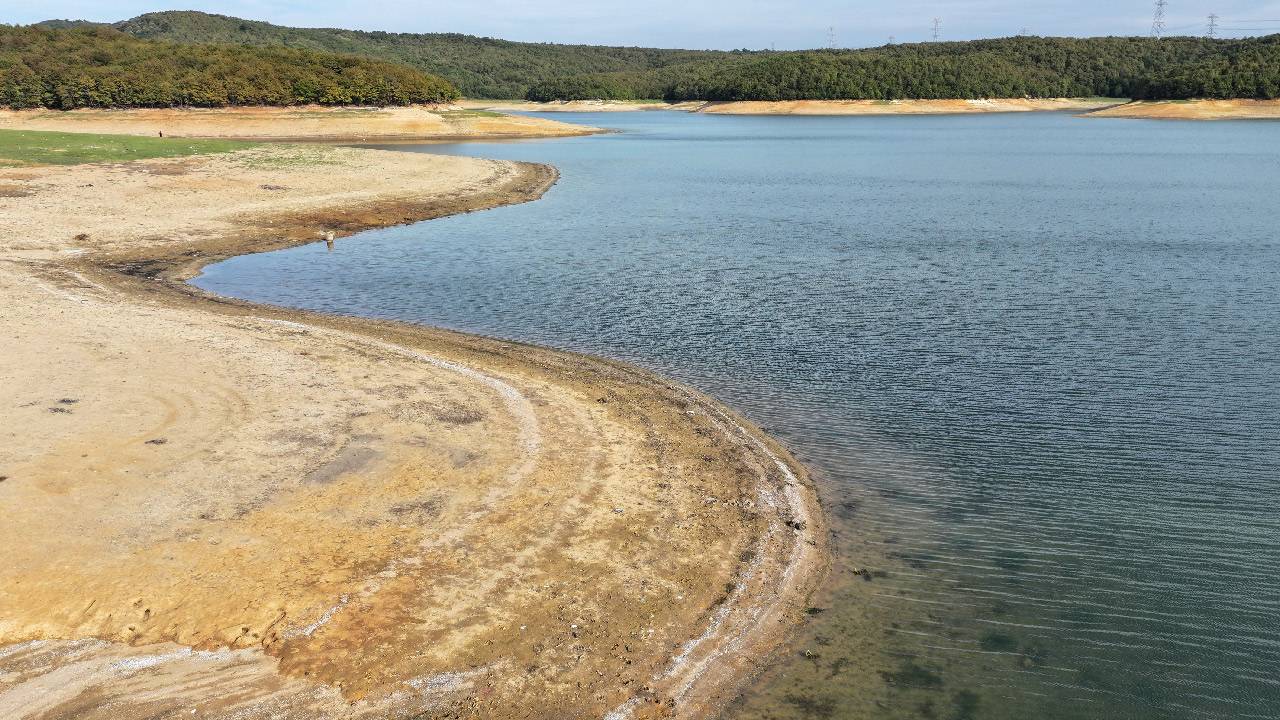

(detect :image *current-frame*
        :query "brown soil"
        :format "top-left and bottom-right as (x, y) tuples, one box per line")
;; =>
(459, 98), (1122, 116)
(695, 98), (1120, 115)
(0, 143), (825, 719)
(0, 105), (601, 140)
(1084, 99), (1280, 120)
(459, 100), (672, 113)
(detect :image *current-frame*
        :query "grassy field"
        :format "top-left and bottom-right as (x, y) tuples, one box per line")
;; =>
(0, 129), (256, 166)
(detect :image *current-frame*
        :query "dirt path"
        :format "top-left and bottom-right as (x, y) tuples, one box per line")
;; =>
(0, 143), (825, 719)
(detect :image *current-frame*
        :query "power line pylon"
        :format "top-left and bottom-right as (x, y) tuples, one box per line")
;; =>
(827, 26), (836, 49)
(932, 18), (942, 42)
(1151, 0), (1168, 38)
(1207, 13), (1219, 38)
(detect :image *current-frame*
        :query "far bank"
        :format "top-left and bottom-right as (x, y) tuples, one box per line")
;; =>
(0, 105), (601, 141)
(463, 97), (1280, 120)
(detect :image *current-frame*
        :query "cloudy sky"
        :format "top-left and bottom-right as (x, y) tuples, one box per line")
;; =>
(12, 1), (1280, 49)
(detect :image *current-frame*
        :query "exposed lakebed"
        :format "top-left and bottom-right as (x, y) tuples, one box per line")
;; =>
(196, 111), (1280, 719)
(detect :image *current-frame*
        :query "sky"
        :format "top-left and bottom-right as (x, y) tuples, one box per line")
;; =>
(8, 0), (1280, 49)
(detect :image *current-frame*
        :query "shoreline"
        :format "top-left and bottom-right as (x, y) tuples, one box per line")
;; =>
(461, 97), (1123, 115)
(0, 105), (604, 141)
(0, 143), (826, 719)
(462, 97), (1280, 120)
(1083, 98), (1280, 120)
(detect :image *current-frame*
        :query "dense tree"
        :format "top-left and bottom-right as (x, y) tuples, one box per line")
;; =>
(41, 11), (738, 100)
(20, 12), (1280, 104)
(0, 25), (459, 109)
(527, 36), (1280, 102)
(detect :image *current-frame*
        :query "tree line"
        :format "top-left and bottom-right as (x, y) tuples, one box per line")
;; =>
(42, 10), (738, 100)
(0, 25), (460, 109)
(526, 35), (1280, 102)
(15, 12), (1280, 105)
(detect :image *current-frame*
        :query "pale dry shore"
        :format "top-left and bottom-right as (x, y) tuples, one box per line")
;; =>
(461, 98), (1121, 115)
(694, 98), (1121, 115)
(1085, 99), (1280, 120)
(459, 99), (676, 113)
(0, 105), (602, 140)
(0, 143), (825, 718)
(459, 97), (1280, 120)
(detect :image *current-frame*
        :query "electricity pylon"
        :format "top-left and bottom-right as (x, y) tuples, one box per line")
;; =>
(1151, 0), (1169, 38)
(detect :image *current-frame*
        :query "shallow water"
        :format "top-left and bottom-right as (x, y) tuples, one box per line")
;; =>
(196, 112), (1280, 719)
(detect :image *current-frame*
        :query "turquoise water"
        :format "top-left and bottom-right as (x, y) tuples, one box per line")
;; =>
(195, 112), (1280, 719)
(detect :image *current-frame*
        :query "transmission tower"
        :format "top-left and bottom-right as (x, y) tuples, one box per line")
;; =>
(1207, 13), (1219, 38)
(827, 26), (837, 49)
(888, 35), (896, 45)
(932, 17), (942, 41)
(1151, 0), (1168, 38)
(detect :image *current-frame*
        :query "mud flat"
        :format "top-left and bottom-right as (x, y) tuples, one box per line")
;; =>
(1084, 99), (1280, 120)
(0, 105), (601, 140)
(0, 136), (825, 719)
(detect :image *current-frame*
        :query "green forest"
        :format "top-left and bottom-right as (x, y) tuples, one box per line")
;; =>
(11, 11), (1280, 107)
(0, 25), (459, 109)
(529, 35), (1280, 102)
(41, 11), (736, 100)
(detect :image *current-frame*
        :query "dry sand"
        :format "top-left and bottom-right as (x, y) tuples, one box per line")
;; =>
(457, 97), (1280, 120)
(0, 105), (601, 140)
(459, 100), (672, 113)
(694, 98), (1120, 115)
(0, 142), (825, 718)
(459, 98), (1121, 115)
(1084, 99), (1280, 120)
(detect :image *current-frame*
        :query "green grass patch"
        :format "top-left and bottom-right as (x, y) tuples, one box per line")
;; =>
(0, 129), (256, 166)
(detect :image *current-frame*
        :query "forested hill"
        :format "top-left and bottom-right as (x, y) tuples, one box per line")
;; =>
(28, 11), (1280, 102)
(0, 26), (459, 109)
(529, 35), (1280, 102)
(42, 10), (738, 99)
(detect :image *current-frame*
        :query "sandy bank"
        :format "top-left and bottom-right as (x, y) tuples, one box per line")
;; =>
(460, 98), (1122, 116)
(1083, 99), (1280, 120)
(694, 98), (1120, 115)
(459, 99), (672, 113)
(0, 144), (825, 719)
(0, 105), (601, 140)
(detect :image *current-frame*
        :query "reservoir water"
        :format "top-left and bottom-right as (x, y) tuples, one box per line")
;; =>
(195, 112), (1280, 719)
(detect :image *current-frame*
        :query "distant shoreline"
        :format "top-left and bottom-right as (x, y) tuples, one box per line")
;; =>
(1084, 99), (1280, 120)
(462, 98), (1120, 115)
(463, 97), (1280, 120)
(0, 105), (603, 140)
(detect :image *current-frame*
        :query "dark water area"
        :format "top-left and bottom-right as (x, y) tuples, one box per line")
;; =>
(195, 112), (1280, 719)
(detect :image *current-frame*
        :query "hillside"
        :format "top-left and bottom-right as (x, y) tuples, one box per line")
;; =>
(54, 10), (739, 99)
(0, 26), (459, 109)
(32, 12), (1280, 103)
(529, 35), (1280, 102)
